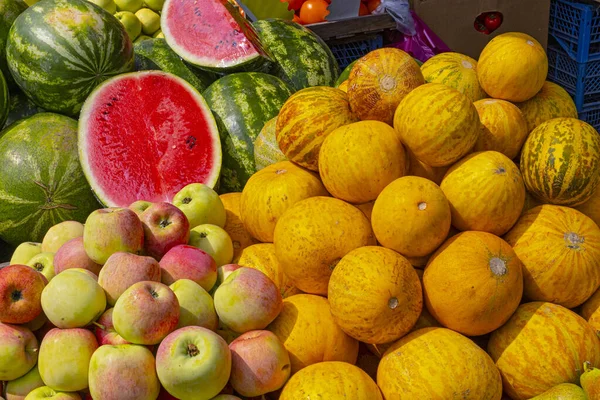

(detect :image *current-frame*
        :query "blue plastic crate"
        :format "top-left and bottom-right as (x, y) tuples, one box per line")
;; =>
(329, 36), (383, 69)
(579, 105), (600, 130)
(549, 0), (600, 63)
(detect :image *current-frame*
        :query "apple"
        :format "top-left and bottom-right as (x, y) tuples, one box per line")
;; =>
(140, 202), (190, 260)
(143, 0), (164, 11)
(98, 252), (161, 306)
(54, 237), (102, 276)
(129, 200), (153, 216)
(0, 323), (38, 381)
(170, 279), (218, 331)
(159, 245), (217, 291)
(38, 328), (98, 391)
(135, 8), (161, 35)
(113, 281), (179, 345)
(115, 11), (142, 40)
(5, 365), (44, 400)
(26, 253), (55, 282)
(216, 264), (241, 288)
(89, 344), (160, 400)
(115, 0), (143, 12)
(0, 265), (46, 324)
(156, 326), (231, 400)
(94, 308), (129, 346)
(153, 30), (163, 38)
(83, 207), (144, 265)
(65, 268), (98, 280)
(216, 326), (241, 345)
(189, 224), (234, 267)
(229, 331), (291, 397)
(41, 269), (106, 329)
(87, 0), (116, 13)
(172, 183), (226, 229)
(23, 387), (81, 400)
(214, 268), (283, 333)
(41, 221), (84, 253)
(10, 243), (41, 265)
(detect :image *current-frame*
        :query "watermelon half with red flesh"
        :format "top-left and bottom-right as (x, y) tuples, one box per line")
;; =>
(78, 71), (222, 207)
(161, 0), (272, 73)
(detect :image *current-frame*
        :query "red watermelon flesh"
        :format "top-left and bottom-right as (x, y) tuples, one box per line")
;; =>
(78, 71), (222, 207)
(161, 0), (271, 72)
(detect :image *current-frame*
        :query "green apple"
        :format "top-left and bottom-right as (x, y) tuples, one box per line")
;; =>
(10, 242), (42, 265)
(41, 269), (106, 329)
(114, 0), (143, 12)
(0, 323), (38, 381)
(129, 200), (153, 216)
(134, 35), (152, 43)
(189, 224), (233, 267)
(23, 387), (81, 400)
(153, 29), (163, 38)
(88, 345), (160, 400)
(173, 183), (226, 229)
(135, 8), (160, 35)
(41, 221), (84, 253)
(115, 11), (142, 42)
(26, 252), (55, 282)
(170, 279), (218, 331)
(156, 326), (231, 400)
(143, 0), (164, 11)
(87, 0), (117, 13)
(5, 365), (44, 400)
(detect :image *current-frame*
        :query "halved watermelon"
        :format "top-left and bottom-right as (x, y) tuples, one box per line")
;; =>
(78, 71), (222, 207)
(161, 0), (272, 73)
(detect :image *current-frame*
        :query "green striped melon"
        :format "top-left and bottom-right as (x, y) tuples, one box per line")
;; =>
(515, 81), (578, 133)
(0, 113), (100, 246)
(520, 117), (600, 206)
(2, 90), (45, 131)
(203, 72), (293, 193)
(335, 60), (357, 87)
(253, 19), (339, 91)
(254, 116), (287, 171)
(6, 0), (134, 116)
(0, 70), (7, 129)
(0, 0), (27, 88)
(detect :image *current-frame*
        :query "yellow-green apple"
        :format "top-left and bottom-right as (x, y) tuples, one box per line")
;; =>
(214, 268), (283, 333)
(41, 221), (84, 253)
(140, 202), (190, 260)
(83, 208), (144, 265)
(98, 252), (161, 306)
(129, 200), (153, 216)
(94, 308), (129, 346)
(5, 365), (44, 400)
(114, 11), (141, 40)
(0, 265), (46, 324)
(10, 243), (41, 265)
(88, 344), (160, 400)
(41, 269), (106, 328)
(26, 253), (55, 282)
(159, 245), (217, 291)
(215, 264), (241, 288)
(156, 326), (231, 399)
(87, 0), (117, 13)
(65, 268), (98, 281)
(113, 281), (179, 345)
(153, 30), (164, 38)
(229, 331), (291, 396)
(114, 0), (143, 12)
(143, 0), (164, 12)
(189, 225), (233, 267)
(170, 279), (218, 331)
(172, 183), (226, 229)
(0, 323), (38, 381)
(38, 328), (98, 391)
(23, 387), (81, 399)
(135, 8), (160, 35)
(54, 238), (101, 276)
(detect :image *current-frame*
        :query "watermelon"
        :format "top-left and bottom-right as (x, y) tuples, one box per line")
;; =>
(78, 71), (222, 207)
(336, 60), (357, 87)
(2, 90), (45, 131)
(6, 0), (134, 116)
(253, 19), (339, 91)
(203, 72), (293, 192)
(0, 113), (101, 246)
(134, 38), (218, 93)
(161, 0), (272, 73)
(254, 116), (287, 171)
(0, 0), (27, 88)
(0, 70), (7, 129)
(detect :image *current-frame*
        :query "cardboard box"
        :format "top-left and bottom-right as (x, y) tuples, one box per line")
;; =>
(412, 0), (551, 59)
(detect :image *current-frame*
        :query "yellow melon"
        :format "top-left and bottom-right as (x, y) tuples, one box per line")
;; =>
(515, 81), (578, 132)
(420, 52), (487, 101)
(576, 186), (600, 228)
(220, 193), (259, 260)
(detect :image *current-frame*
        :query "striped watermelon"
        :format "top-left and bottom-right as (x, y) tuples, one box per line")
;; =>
(2, 90), (45, 130)
(0, 70), (7, 129)
(520, 118), (600, 206)
(515, 81), (578, 133)
(6, 0), (134, 116)
(0, 113), (100, 246)
(203, 72), (293, 192)
(253, 19), (339, 91)
(254, 116), (287, 171)
(0, 0), (27, 88)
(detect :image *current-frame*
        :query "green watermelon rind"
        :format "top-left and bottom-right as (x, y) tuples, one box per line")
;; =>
(0, 70), (8, 129)
(78, 70), (223, 207)
(0, 0), (27, 88)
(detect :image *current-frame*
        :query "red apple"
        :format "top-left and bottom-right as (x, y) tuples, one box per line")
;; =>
(0, 265), (46, 324)
(159, 245), (217, 291)
(95, 308), (130, 346)
(140, 202), (190, 260)
(0, 323), (39, 381)
(54, 237), (102, 276)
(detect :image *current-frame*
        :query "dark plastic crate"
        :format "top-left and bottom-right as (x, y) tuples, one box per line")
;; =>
(329, 35), (383, 69)
(549, 0), (600, 63)
(579, 105), (600, 130)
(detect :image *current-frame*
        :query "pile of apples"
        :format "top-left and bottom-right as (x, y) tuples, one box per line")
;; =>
(0, 183), (290, 400)
(283, 0), (381, 25)
(87, 0), (164, 43)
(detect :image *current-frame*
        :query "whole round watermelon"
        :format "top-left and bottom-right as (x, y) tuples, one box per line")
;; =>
(0, 0), (27, 88)
(0, 113), (100, 246)
(6, 0), (134, 116)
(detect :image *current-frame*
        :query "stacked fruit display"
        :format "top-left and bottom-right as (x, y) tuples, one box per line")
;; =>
(88, 0), (164, 42)
(281, 0), (382, 25)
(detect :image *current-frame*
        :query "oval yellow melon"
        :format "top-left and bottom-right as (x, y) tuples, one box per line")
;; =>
(488, 302), (600, 400)
(423, 231), (523, 336)
(580, 287), (600, 334)
(515, 81), (578, 133)
(420, 52), (487, 101)
(372, 176), (451, 258)
(274, 196), (374, 294)
(328, 246), (422, 344)
(280, 361), (382, 400)
(377, 327), (502, 400)
(267, 294), (359, 374)
(406, 148), (449, 185)
(478, 32), (548, 102)
(220, 193), (259, 260)
(394, 83), (482, 167)
(236, 243), (302, 298)
(576, 186), (600, 227)
(254, 117), (288, 171)
(473, 99), (529, 160)
(318, 121), (407, 204)
(347, 48), (425, 125)
(530, 383), (587, 400)
(440, 151), (526, 235)
(240, 161), (328, 243)
(276, 86), (358, 171)
(504, 205), (600, 308)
